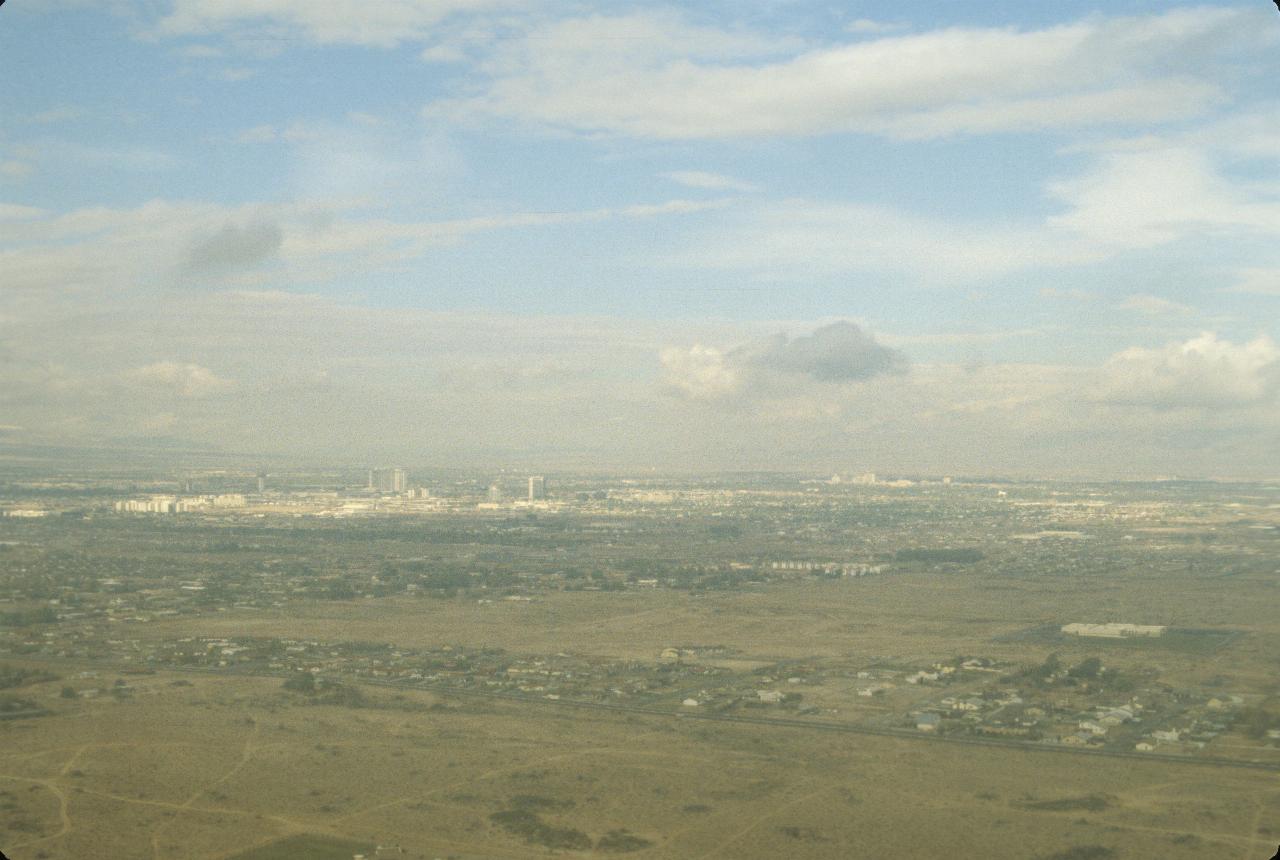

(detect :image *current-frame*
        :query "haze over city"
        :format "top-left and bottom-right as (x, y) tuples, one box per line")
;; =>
(2, 1), (1278, 477)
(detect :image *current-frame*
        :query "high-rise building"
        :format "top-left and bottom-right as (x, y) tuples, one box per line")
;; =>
(369, 467), (409, 493)
(487, 483), (504, 503)
(256, 472), (267, 493)
(528, 476), (546, 501)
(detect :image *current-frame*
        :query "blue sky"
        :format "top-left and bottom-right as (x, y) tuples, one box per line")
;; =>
(2, 1), (1279, 476)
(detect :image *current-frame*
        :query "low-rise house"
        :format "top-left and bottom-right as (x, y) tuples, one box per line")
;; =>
(1098, 707), (1133, 726)
(906, 671), (940, 685)
(1060, 732), (1100, 746)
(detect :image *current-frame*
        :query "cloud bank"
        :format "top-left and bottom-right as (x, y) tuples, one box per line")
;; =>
(431, 8), (1267, 140)
(662, 321), (906, 402)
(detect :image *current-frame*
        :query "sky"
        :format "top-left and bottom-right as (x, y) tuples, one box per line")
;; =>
(1, 0), (1279, 478)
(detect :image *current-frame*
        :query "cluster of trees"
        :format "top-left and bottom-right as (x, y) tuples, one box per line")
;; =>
(281, 673), (366, 707)
(1019, 654), (1136, 691)
(0, 695), (43, 714)
(1235, 706), (1280, 739)
(0, 664), (57, 689)
(1021, 653), (1064, 684)
(487, 794), (651, 852)
(489, 808), (591, 851)
(597, 830), (654, 852)
(0, 607), (58, 627)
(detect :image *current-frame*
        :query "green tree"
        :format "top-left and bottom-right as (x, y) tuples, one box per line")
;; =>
(1069, 657), (1103, 680)
(283, 673), (316, 694)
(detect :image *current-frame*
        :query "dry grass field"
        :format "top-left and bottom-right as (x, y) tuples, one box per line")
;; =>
(133, 567), (1280, 687)
(2, 670), (1278, 860)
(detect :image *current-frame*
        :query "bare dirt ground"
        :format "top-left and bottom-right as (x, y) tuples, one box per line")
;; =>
(2, 672), (1278, 860)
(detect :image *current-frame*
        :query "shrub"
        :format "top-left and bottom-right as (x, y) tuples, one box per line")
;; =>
(597, 830), (653, 852)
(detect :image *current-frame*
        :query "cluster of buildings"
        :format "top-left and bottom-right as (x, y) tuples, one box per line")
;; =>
(828, 472), (879, 486)
(769, 561), (885, 576)
(898, 655), (1248, 756)
(479, 476), (549, 508)
(823, 472), (949, 488)
(1061, 622), (1167, 639)
(113, 494), (247, 513)
(368, 469), (547, 503)
(367, 468), (409, 493)
(1, 601), (1263, 765)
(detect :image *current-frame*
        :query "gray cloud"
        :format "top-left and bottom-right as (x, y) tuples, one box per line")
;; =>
(747, 321), (906, 383)
(185, 222), (283, 273)
(662, 321), (906, 402)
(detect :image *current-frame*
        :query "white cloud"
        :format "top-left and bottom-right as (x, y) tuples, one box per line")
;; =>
(12, 139), (179, 173)
(1183, 104), (1280, 162)
(660, 345), (739, 401)
(432, 7), (1267, 140)
(24, 106), (83, 125)
(346, 111), (384, 128)
(138, 412), (180, 433)
(482, 10), (790, 71)
(660, 171), (758, 193)
(214, 67), (257, 82)
(176, 44), (224, 59)
(871, 81), (1218, 141)
(0, 195), (726, 294)
(156, 0), (514, 48)
(1098, 333), (1280, 409)
(1225, 267), (1280, 296)
(845, 19), (903, 35)
(1040, 287), (1094, 303)
(0, 160), (35, 180)
(1117, 294), (1194, 316)
(0, 203), (46, 221)
(676, 113), (1280, 284)
(236, 124), (280, 144)
(1, 199), (248, 292)
(128, 362), (235, 398)
(1046, 144), (1280, 249)
(679, 199), (1095, 283)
